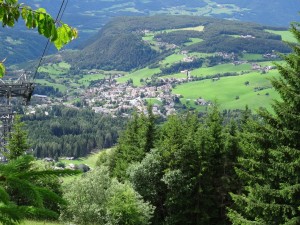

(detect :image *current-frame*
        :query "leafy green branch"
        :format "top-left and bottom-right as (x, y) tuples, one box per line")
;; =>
(0, 0), (78, 77)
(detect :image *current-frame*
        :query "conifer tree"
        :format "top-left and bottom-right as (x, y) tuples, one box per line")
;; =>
(228, 21), (300, 224)
(0, 155), (80, 225)
(160, 113), (201, 225)
(197, 105), (229, 224)
(4, 115), (30, 160)
(112, 107), (157, 180)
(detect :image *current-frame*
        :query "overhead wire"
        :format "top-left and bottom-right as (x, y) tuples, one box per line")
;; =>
(32, 0), (69, 80)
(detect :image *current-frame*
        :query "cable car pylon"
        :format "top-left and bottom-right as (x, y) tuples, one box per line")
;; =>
(0, 72), (34, 160)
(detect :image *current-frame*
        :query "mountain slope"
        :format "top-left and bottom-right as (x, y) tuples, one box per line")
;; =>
(71, 33), (157, 71)
(63, 15), (290, 72)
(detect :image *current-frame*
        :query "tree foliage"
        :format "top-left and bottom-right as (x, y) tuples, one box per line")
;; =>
(102, 106), (244, 224)
(228, 21), (300, 224)
(0, 155), (80, 225)
(61, 166), (154, 225)
(0, 0), (77, 77)
(4, 115), (30, 160)
(23, 105), (126, 158)
(111, 106), (157, 180)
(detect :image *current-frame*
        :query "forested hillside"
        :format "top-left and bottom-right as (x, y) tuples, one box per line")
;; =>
(0, 29), (54, 65)
(23, 106), (127, 158)
(68, 33), (158, 71)
(64, 15), (290, 72)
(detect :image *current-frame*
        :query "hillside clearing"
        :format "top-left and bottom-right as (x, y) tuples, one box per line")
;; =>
(173, 70), (280, 111)
(265, 29), (297, 43)
(117, 67), (161, 86)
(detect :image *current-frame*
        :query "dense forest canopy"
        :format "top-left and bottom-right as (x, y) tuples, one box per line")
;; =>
(23, 106), (127, 159)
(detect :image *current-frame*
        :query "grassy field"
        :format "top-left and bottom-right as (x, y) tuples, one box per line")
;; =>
(192, 63), (252, 76)
(60, 150), (104, 169)
(184, 38), (204, 46)
(142, 25), (204, 51)
(142, 34), (154, 41)
(78, 73), (106, 87)
(199, 0), (246, 16)
(117, 54), (258, 84)
(38, 62), (71, 76)
(160, 53), (184, 66)
(117, 67), (161, 86)
(189, 52), (215, 57)
(35, 79), (68, 92)
(173, 70), (280, 111)
(164, 25), (205, 33)
(265, 29), (297, 43)
(162, 63), (253, 79)
(57, 150), (109, 185)
(241, 53), (264, 61)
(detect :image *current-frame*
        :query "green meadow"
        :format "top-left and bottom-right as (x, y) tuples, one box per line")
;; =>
(162, 63), (254, 79)
(198, 0), (246, 16)
(173, 70), (280, 111)
(116, 67), (161, 86)
(59, 150), (103, 169)
(78, 73), (106, 87)
(160, 54), (184, 66)
(241, 53), (264, 61)
(265, 29), (297, 43)
(191, 63), (252, 76)
(184, 38), (204, 46)
(35, 79), (68, 92)
(38, 62), (71, 76)
(164, 25), (205, 33)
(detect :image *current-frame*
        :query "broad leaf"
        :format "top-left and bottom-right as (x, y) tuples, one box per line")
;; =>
(0, 63), (5, 77)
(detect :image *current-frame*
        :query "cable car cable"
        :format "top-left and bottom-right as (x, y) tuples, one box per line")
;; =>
(32, 0), (69, 80)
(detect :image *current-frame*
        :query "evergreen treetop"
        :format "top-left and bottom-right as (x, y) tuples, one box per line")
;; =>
(228, 20), (300, 225)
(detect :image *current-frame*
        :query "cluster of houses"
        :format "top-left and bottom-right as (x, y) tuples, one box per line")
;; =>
(84, 78), (178, 117)
(216, 52), (236, 60)
(240, 34), (255, 39)
(28, 73), (201, 118)
(263, 53), (278, 59)
(251, 63), (276, 73)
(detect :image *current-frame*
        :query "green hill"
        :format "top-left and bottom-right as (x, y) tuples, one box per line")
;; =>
(64, 15), (290, 72)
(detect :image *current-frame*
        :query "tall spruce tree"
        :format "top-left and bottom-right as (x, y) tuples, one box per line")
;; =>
(197, 105), (231, 225)
(4, 116), (30, 160)
(228, 21), (300, 224)
(112, 106), (157, 180)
